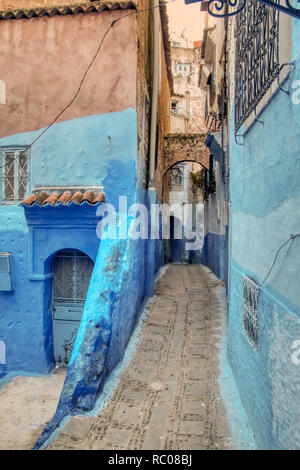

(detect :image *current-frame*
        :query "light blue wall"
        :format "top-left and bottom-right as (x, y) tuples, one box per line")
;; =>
(0, 109), (138, 207)
(0, 108), (139, 377)
(227, 18), (300, 450)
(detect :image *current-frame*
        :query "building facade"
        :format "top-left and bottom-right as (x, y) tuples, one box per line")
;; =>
(226, 3), (300, 450)
(170, 42), (206, 134)
(198, 5), (229, 285)
(196, 0), (300, 449)
(0, 0), (172, 431)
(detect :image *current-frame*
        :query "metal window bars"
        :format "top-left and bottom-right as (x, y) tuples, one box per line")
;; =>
(234, 0), (280, 134)
(2, 148), (29, 201)
(243, 275), (260, 350)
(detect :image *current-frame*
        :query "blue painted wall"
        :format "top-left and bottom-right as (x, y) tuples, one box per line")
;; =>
(34, 188), (163, 448)
(227, 18), (300, 450)
(201, 231), (228, 284)
(0, 104), (164, 447)
(0, 108), (139, 377)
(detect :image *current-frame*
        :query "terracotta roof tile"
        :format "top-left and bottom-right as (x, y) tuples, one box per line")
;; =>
(0, 1), (137, 20)
(21, 189), (105, 206)
(82, 190), (96, 203)
(93, 192), (106, 203)
(43, 192), (59, 205)
(70, 191), (84, 204)
(57, 190), (72, 204)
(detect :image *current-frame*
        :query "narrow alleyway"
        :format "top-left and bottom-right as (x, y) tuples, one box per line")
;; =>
(47, 264), (232, 450)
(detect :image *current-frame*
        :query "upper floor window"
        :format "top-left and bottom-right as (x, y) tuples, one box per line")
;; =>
(170, 166), (183, 191)
(176, 63), (190, 74)
(171, 100), (179, 114)
(1, 147), (30, 203)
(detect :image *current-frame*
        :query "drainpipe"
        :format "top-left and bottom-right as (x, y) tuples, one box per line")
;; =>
(149, 0), (160, 187)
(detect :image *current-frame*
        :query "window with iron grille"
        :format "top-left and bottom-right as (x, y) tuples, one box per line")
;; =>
(52, 250), (94, 304)
(1, 148), (30, 202)
(243, 276), (260, 350)
(234, 0), (280, 133)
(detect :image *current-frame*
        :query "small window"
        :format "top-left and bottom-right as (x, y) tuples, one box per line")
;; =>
(1, 148), (29, 202)
(0, 252), (12, 291)
(243, 276), (259, 350)
(171, 101), (178, 114)
(170, 167), (183, 191)
(177, 63), (190, 74)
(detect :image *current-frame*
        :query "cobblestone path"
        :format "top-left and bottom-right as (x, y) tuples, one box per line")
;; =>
(48, 264), (233, 450)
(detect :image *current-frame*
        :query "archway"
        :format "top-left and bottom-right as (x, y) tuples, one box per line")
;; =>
(51, 249), (94, 367)
(163, 161), (205, 264)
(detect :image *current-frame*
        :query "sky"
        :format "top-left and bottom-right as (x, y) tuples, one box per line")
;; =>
(167, 0), (205, 46)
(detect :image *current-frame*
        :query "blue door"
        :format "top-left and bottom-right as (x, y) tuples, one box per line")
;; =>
(52, 250), (94, 367)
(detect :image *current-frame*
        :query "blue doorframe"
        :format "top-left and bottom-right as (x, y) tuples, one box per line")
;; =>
(51, 249), (94, 367)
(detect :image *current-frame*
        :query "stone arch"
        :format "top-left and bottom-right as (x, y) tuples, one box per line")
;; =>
(162, 159), (206, 203)
(163, 134), (210, 176)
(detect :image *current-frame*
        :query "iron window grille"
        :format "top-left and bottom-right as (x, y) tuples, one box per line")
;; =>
(2, 148), (30, 202)
(234, 0), (280, 133)
(243, 276), (260, 350)
(52, 250), (94, 304)
(169, 166), (183, 191)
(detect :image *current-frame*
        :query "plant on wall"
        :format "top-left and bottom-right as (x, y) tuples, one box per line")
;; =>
(190, 170), (205, 199)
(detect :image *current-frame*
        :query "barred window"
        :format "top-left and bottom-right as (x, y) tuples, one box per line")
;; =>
(234, 0), (290, 133)
(2, 148), (29, 202)
(243, 276), (260, 350)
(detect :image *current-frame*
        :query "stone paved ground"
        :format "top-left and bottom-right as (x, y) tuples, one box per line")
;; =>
(48, 264), (233, 450)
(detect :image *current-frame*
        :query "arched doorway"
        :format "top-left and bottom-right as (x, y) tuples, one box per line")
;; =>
(52, 249), (94, 367)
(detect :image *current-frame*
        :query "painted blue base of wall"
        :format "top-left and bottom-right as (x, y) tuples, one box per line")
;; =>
(33, 189), (165, 449)
(201, 232), (228, 288)
(228, 259), (300, 449)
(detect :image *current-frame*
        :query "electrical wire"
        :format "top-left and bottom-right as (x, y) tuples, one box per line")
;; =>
(261, 233), (300, 286)
(0, 0), (175, 171)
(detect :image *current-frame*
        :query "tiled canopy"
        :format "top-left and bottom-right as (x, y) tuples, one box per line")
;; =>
(21, 189), (105, 207)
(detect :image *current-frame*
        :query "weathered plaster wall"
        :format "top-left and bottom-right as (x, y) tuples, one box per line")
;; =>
(0, 9), (139, 374)
(171, 46), (206, 134)
(202, 160), (228, 285)
(154, 24), (171, 202)
(0, 10), (137, 137)
(0, 107), (139, 376)
(33, 205), (158, 448)
(136, 0), (152, 191)
(0, 109), (138, 206)
(227, 18), (300, 450)
(0, 5), (169, 442)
